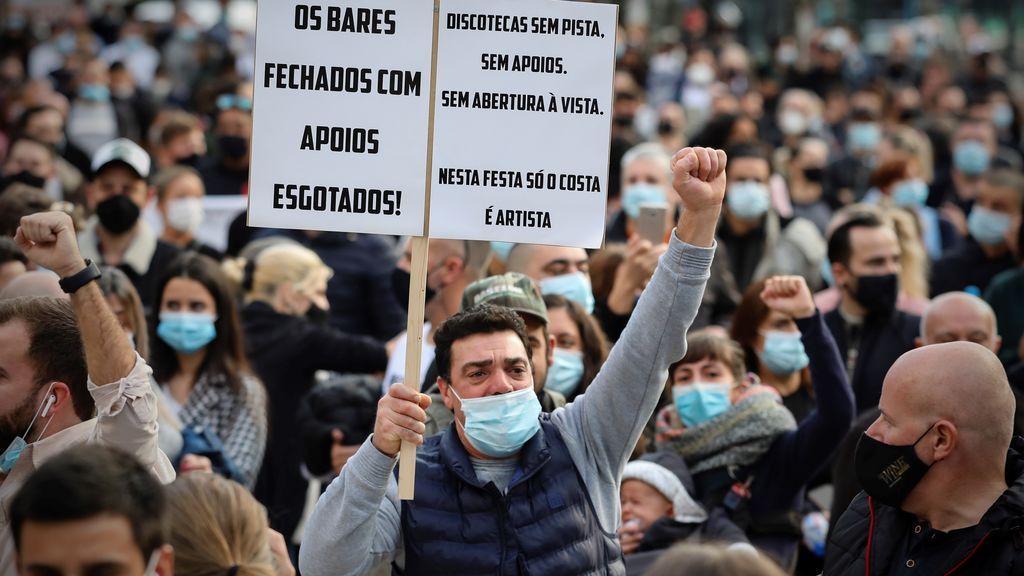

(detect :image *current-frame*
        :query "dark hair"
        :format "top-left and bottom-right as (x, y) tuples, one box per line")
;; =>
(730, 279), (812, 394)
(723, 142), (772, 174)
(14, 105), (62, 137)
(827, 212), (887, 268)
(434, 304), (531, 382)
(0, 297), (92, 420)
(543, 294), (609, 399)
(11, 445), (168, 558)
(0, 236), (28, 265)
(666, 332), (746, 398)
(150, 253), (252, 392)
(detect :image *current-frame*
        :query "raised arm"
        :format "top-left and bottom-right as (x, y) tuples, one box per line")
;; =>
(16, 212), (134, 383)
(550, 148), (725, 529)
(16, 211), (172, 478)
(751, 276), (855, 514)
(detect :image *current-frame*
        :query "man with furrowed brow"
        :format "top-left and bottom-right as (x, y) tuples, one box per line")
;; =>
(299, 147), (728, 576)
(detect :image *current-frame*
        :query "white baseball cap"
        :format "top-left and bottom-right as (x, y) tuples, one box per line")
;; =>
(91, 138), (151, 179)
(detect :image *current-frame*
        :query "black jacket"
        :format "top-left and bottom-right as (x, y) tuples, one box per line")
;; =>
(297, 373), (380, 477)
(931, 237), (1017, 297)
(825, 308), (920, 414)
(243, 301), (388, 539)
(825, 439), (1024, 575)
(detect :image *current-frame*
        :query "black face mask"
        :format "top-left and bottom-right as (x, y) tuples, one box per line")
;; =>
(1, 170), (47, 191)
(175, 153), (202, 168)
(305, 304), (329, 325)
(218, 135), (248, 160)
(392, 268), (437, 313)
(612, 115), (634, 129)
(850, 272), (899, 318)
(802, 167), (825, 183)
(656, 120), (675, 136)
(854, 424), (935, 508)
(95, 194), (141, 234)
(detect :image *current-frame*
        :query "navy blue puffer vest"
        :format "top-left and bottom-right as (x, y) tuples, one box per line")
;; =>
(397, 416), (624, 576)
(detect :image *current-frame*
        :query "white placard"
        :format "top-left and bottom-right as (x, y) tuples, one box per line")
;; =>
(428, 0), (617, 248)
(248, 1), (435, 236)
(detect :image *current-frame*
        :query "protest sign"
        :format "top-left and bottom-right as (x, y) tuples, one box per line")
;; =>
(428, 0), (618, 248)
(248, 0), (617, 500)
(247, 0), (435, 236)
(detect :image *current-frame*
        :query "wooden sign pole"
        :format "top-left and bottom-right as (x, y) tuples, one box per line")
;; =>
(398, 0), (442, 501)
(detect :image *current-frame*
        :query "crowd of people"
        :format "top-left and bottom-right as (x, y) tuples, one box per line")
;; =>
(1, 1), (1023, 575)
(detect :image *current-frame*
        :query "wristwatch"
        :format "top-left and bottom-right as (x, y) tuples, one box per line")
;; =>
(59, 259), (102, 294)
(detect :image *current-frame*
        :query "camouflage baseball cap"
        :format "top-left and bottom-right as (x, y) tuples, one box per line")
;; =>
(461, 272), (548, 325)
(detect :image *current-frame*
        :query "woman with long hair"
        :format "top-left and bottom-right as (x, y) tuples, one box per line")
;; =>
(151, 252), (267, 488)
(542, 293), (609, 402)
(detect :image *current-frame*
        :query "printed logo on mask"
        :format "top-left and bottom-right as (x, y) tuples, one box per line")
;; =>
(878, 456), (911, 488)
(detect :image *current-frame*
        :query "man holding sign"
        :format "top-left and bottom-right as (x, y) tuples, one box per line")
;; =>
(299, 147), (726, 575)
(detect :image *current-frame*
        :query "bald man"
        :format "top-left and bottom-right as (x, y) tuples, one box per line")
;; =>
(825, 342), (1024, 574)
(829, 292), (1023, 535)
(0, 271), (67, 300)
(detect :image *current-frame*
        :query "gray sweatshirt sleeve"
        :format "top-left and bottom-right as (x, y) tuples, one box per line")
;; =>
(298, 437), (403, 576)
(551, 232), (714, 532)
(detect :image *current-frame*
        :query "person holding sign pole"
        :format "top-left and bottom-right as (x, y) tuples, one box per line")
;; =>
(299, 147), (727, 576)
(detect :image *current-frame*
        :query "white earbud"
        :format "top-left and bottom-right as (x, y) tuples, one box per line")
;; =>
(40, 395), (56, 418)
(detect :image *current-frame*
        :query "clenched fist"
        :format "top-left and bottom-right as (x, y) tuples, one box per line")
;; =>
(671, 147), (728, 214)
(372, 384), (432, 457)
(15, 211), (86, 278)
(760, 276), (816, 319)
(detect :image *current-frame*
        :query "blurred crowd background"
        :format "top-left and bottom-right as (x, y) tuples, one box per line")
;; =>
(2, 0), (1024, 575)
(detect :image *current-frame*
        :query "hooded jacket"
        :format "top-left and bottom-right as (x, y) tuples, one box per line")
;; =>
(825, 438), (1024, 575)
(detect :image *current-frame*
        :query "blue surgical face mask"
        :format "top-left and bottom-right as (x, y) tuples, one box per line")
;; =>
(0, 383), (56, 474)
(622, 184), (667, 220)
(726, 181), (770, 220)
(993, 103), (1014, 130)
(449, 386), (542, 458)
(759, 331), (810, 376)
(847, 123), (880, 152)
(545, 348), (585, 397)
(673, 383), (731, 427)
(78, 84), (111, 102)
(820, 258), (835, 287)
(954, 140), (991, 176)
(539, 272), (595, 315)
(968, 206), (1012, 246)
(490, 241), (515, 262)
(891, 179), (929, 208)
(157, 312), (217, 354)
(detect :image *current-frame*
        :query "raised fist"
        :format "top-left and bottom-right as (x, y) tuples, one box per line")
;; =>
(760, 275), (816, 319)
(671, 147), (728, 214)
(14, 211), (86, 278)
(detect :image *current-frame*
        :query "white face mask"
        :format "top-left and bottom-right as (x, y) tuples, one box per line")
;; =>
(165, 197), (204, 233)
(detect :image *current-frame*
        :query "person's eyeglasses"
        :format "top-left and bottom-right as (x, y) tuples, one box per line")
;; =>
(216, 94), (253, 112)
